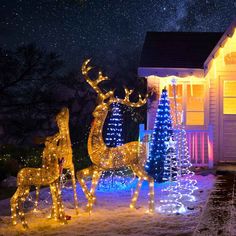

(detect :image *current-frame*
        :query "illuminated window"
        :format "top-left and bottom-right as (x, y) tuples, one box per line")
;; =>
(224, 81), (236, 114)
(162, 82), (205, 127)
(186, 84), (204, 125)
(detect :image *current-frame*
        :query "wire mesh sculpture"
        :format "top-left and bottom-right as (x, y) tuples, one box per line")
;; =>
(76, 59), (154, 213)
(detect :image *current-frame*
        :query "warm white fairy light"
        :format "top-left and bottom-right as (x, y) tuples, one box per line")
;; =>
(10, 135), (67, 229)
(76, 59), (155, 213)
(34, 107), (79, 214)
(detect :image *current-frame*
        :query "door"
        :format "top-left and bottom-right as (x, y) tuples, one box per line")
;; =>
(220, 76), (236, 162)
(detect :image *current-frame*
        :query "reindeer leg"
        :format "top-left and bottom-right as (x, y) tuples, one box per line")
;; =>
(55, 181), (67, 224)
(76, 168), (93, 200)
(130, 177), (143, 209)
(131, 165), (155, 213)
(86, 169), (102, 213)
(17, 186), (30, 229)
(69, 166), (79, 214)
(50, 182), (59, 221)
(148, 179), (155, 213)
(33, 186), (40, 212)
(10, 187), (21, 226)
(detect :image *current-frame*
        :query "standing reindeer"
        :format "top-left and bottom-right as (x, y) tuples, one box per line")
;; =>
(76, 59), (155, 213)
(34, 107), (79, 214)
(10, 135), (67, 229)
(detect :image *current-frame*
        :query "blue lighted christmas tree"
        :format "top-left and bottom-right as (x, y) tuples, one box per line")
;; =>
(105, 103), (124, 147)
(98, 103), (134, 191)
(146, 87), (173, 182)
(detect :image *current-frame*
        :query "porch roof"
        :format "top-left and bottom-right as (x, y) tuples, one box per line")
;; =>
(139, 32), (223, 70)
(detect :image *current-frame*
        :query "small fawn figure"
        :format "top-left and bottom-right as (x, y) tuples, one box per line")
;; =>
(10, 135), (67, 229)
(34, 107), (79, 214)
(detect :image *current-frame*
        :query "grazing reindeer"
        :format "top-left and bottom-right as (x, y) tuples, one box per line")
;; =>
(10, 135), (67, 229)
(76, 59), (154, 213)
(34, 107), (79, 214)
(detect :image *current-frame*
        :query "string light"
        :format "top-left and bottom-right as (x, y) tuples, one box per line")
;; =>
(76, 59), (155, 213)
(174, 121), (198, 202)
(34, 108), (79, 214)
(145, 87), (173, 182)
(10, 135), (67, 229)
(171, 80), (198, 203)
(98, 103), (135, 191)
(158, 137), (185, 214)
(10, 107), (80, 228)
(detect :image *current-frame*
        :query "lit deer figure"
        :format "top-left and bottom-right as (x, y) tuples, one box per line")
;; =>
(34, 107), (79, 214)
(10, 135), (67, 229)
(76, 59), (154, 213)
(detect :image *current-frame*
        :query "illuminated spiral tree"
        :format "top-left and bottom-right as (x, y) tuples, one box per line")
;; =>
(171, 78), (198, 202)
(159, 137), (185, 214)
(162, 137), (178, 182)
(174, 123), (198, 201)
(98, 103), (133, 191)
(146, 88), (173, 182)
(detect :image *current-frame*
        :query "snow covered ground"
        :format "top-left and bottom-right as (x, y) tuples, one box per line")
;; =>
(193, 173), (236, 236)
(0, 174), (215, 236)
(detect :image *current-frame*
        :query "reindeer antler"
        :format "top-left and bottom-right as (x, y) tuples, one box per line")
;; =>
(109, 87), (148, 107)
(82, 59), (148, 107)
(82, 59), (114, 102)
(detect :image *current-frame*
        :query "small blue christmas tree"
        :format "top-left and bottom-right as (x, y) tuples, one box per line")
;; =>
(99, 103), (134, 191)
(105, 103), (124, 147)
(146, 87), (173, 182)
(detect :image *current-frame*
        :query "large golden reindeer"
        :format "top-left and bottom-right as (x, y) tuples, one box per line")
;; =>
(10, 135), (67, 229)
(34, 107), (79, 214)
(76, 59), (154, 213)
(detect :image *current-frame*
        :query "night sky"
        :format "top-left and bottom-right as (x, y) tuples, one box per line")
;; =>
(1, 0), (236, 72)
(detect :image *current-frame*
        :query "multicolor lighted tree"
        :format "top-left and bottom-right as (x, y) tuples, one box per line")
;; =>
(145, 87), (173, 182)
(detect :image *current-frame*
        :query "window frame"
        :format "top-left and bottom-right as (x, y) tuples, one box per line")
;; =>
(160, 79), (208, 130)
(223, 80), (236, 115)
(185, 83), (205, 126)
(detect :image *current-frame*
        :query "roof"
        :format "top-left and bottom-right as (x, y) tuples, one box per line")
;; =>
(139, 32), (224, 69)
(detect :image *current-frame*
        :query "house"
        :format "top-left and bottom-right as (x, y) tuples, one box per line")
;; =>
(138, 19), (236, 168)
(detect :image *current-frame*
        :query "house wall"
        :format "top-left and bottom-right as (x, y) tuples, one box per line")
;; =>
(207, 30), (236, 163)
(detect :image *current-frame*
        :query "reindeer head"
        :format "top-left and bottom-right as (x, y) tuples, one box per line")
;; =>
(55, 107), (69, 129)
(82, 59), (148, 117)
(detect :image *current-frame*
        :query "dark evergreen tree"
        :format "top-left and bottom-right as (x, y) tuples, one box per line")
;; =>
(146, 87), (173, 182)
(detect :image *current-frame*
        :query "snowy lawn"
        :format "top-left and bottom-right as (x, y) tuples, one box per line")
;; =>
(0, 174), (215, 236)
